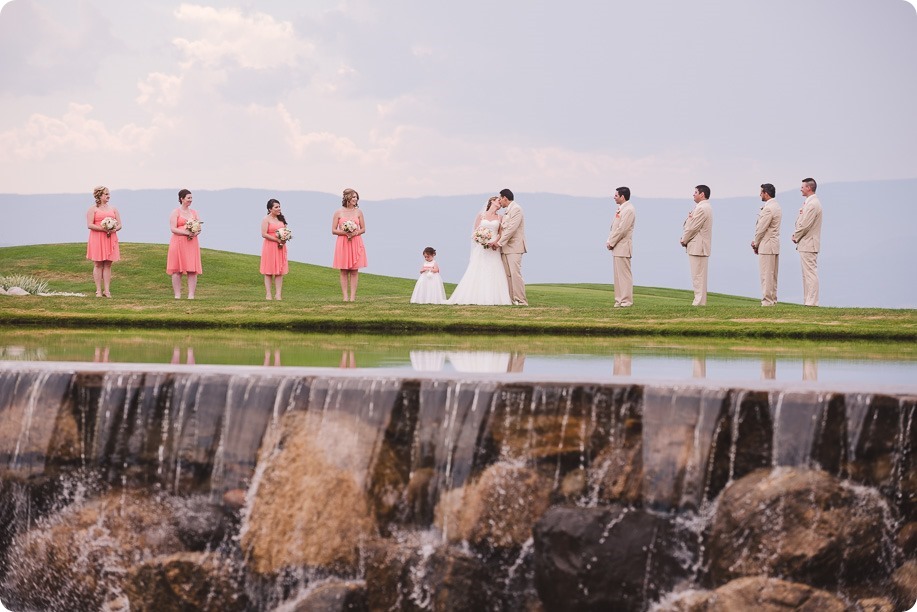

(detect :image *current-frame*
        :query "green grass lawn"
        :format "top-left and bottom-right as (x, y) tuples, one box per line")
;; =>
(1, 243), (915, 340)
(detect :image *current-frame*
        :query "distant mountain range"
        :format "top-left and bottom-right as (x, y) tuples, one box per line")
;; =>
(2, 178), (915, 308)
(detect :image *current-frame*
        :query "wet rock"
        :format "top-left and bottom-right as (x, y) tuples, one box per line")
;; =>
(560, 467), (586, 498)
(2, 491), (185, 611)
(533, 503), (692, 611)
(364, 534), (490, 611)
(899, 521), (917, 558)
(241, 411), (377, 575)
(892, 559), (917, 611)
(170, 495), (234, 551)
(707, 467), (896, 590)
(434, 462), (552, 549)
(123, 551), (248, 611)
(404, 467), (436, 525)
(857, 597), (895, 612)
(291, 580), (367, 611)
(653, 576), (848, 611)
(222, 488), (247, 512)
(586, 436), (643, 505)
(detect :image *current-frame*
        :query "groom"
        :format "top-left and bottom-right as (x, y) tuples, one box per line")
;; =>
(495, 188), (528, 305)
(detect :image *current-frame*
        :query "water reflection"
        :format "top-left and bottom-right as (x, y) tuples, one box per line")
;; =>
(1, 329), (915, 386)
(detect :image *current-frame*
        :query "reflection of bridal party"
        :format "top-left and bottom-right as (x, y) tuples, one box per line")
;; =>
(88, 178), (823, 307)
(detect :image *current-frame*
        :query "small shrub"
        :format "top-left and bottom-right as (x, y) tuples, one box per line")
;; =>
(0, 274), (50, 295)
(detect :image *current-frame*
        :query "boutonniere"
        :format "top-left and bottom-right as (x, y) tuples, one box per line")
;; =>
(615, 212), (620, 218)
(799, 208), (804, 215)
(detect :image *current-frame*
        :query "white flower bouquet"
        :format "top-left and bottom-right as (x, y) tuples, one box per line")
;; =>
(185, 219), (203, 240)
(473, 226), (494, 248)
(276, 227), (292, 249)
(340, 219), (358, 239)
(100, 217), (117, 235)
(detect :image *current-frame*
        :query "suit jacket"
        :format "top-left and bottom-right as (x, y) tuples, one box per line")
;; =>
(498, 202), (527, 254)
(681, 199), (712, 256)
(792, 195), (822, 252)
(753, 199), (782, 255)
(606, 201), (635, 257)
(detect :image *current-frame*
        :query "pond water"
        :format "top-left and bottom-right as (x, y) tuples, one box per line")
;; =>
(1, 328), (915, 386)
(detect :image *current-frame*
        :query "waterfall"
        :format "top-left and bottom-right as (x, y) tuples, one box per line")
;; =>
(0, 363), (914, 611)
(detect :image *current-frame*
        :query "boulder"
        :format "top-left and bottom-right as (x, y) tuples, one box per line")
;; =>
(291, 581), (367, 611)
(5, 287), (29, 296)
(707, 467), (895, 589)
(533, 504), (692, 611)
(892, 559), (917, 611)
(653, 576), (848, 611)
(123, 552), (248, 612)
(364, 535), (490, 611)
(2, 491), (185, 611)
(586, 437), (643, 505)
(434, 461), (552, 549)
(241, 411), (377, 575)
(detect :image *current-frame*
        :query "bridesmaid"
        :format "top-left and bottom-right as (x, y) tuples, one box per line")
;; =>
(86, 185), (122, 297)
(260, 198), (289, 300)
(331, 188), (367, 302)
(166, 189), (203, 299)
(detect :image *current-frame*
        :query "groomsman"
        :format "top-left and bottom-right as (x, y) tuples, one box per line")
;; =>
(496, 188), (528, 305)
(792, 177), (823, 306)
(606, 186), (635, 307)
(680, 185), (713, 306)
(751, 183), (782, 306)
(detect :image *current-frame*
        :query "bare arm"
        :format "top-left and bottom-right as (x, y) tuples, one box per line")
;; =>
(261, 217), (278, 241)
(169, 209), (190, 236)
(87, 207), (101, 231)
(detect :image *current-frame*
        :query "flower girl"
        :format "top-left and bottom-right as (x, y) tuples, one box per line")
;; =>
(410, 247), (447, 304)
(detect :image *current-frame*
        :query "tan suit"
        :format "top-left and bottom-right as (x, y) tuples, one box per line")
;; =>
(792, 194), (822, 306)
(680, 199), (713, 305)
(606, 200), (635, 307)
(498, 201), (527, 305)
(753, 199), (782, 306)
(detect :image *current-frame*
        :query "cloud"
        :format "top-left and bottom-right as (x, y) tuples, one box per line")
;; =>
(0, 103), (159, 161)
(0, 0), (118, 94)
(136, 72), (183, 107)
(172, 4), (314, 70)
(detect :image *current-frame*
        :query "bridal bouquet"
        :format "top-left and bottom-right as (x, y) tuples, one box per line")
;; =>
(185, 219), (203, 240)
(100, 217), (117, 235)
(340, 219), (358, 239)
(473, 226), (493, 248)
(276, 227), (292, 249)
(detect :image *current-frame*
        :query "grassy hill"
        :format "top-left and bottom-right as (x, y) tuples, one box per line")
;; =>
(1, 243), (914, 340)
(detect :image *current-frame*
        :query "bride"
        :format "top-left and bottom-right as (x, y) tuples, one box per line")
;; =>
(447, 196), (512, 305)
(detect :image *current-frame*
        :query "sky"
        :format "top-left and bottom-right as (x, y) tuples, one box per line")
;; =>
(1, 0), (916, 200)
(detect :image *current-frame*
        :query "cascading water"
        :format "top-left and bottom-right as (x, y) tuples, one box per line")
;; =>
(0, 363), (914, 611)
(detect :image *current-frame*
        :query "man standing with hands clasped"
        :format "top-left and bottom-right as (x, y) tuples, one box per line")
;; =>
(751, 183), (782, 306)
(496, 188), (528, 305)
(606, 186), (635, 308)
(680, 185), (713, 306)
(792, 177), (823, 306)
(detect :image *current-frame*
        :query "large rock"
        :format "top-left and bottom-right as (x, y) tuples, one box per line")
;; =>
(893, 559), (917, 611)
(533, 504), (692, 611)
(434, 461), (552, 549)
(241, 411), (377, 575)
(123, 552), (248, 612)
(707, 467), (896, 589)
(364, 534), (490, 611)
(291, 580), (368, 611)
(2, 491), (185, 611)
(653, 576), (848, 611)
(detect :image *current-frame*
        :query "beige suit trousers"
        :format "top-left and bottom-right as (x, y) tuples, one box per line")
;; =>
(799, 251), (819, 306)
(759, 253), (778, 306)
(688, 255), (708, 306)
(613, 256), (633, 307)
(501, 253), (527, 305)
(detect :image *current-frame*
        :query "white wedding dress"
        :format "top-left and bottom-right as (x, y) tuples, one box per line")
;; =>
(446, 218), (512, 305)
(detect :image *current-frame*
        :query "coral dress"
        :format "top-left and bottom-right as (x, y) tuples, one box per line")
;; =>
(332, 218), (367, 269)
(86, 207), (120, 262)
(260, 221), (289, 275)
(166, 209), (203, 274)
